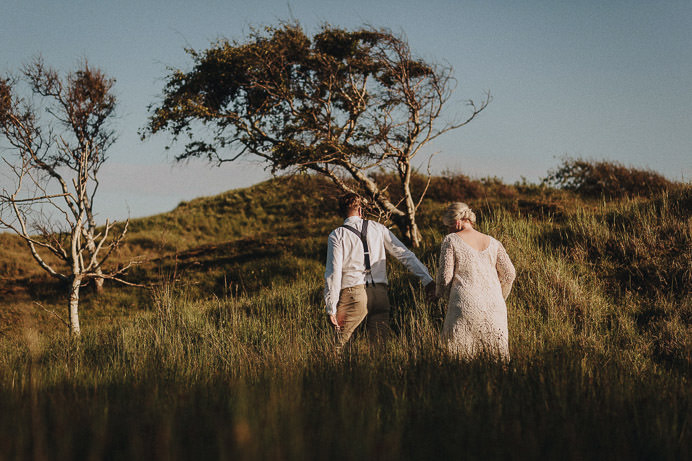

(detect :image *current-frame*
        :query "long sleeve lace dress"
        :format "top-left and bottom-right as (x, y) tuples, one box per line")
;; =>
(436, 233), (516, 360)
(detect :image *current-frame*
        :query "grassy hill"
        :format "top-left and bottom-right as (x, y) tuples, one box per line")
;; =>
(0, 168), (690, 460)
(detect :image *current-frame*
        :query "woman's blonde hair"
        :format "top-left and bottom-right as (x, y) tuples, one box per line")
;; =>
(442, 202), (476, 227)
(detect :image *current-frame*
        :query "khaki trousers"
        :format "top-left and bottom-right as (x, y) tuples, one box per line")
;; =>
(335, 283), (391, 346)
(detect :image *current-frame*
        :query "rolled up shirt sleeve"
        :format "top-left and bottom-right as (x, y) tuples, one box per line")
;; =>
(324, 232), (343, 315)
(383, 229), (434, 286)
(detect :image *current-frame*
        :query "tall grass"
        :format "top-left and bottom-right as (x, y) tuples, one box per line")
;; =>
(0, 171), (690, 460)
(1, 278), (688, 460)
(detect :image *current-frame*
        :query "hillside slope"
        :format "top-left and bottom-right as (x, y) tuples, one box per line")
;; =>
(0, 171), (690, 459)
(2, 173), (689, 368)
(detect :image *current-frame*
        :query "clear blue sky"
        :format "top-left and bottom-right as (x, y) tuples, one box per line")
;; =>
(2, 0), (691, 222)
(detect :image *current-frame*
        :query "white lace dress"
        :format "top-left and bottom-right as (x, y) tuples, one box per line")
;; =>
(436, 233), (516, 360)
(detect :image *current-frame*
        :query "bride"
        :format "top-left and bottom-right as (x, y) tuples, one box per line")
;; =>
(435, 203), (516, 360)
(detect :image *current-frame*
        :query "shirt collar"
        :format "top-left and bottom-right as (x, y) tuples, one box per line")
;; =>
(343, 216), (363, 226)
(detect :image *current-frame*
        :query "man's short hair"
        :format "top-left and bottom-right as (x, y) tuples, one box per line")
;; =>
(338, 193), (363, 217)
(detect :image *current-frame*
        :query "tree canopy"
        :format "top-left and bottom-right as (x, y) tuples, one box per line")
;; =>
(145, 23), (489, 245)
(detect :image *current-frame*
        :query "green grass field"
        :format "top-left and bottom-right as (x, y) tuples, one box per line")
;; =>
(0, 170), (690, 460)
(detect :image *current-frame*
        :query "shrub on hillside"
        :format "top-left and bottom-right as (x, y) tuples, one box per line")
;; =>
(368, 170), (520, 204)
(543, 158), (674, 198)
(416, 171), (485, 202)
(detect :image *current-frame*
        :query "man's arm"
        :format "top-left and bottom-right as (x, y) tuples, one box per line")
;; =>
(382, 228), (434, 286)
(324, 232), (343, 318)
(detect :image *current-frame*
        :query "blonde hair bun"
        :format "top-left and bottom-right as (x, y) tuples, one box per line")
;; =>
(442, 202), (476, 226)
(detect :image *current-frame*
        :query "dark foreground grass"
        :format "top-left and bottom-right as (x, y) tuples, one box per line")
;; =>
(1, 345), (688, 460)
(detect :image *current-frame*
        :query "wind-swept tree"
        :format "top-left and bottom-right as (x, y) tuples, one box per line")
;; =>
(144, 23), (489, 247)
(0, 59), (134, 335)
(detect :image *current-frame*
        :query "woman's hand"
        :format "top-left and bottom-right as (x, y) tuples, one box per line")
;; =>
(329, 314), (341, 330)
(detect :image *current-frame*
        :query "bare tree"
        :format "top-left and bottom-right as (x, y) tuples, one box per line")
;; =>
(0, 59), (134, 336)
(143, 23), (489, 247)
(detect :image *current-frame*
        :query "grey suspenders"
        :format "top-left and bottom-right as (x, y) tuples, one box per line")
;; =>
(341, 219), (373, 286)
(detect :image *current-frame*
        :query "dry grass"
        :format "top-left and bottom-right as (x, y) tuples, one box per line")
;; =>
(0, 161), (689, 460)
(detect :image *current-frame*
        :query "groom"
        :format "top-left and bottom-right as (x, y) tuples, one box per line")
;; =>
(324, 193), (435, 346)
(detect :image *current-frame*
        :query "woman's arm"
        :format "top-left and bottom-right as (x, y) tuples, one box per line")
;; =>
(496, 242), (516, 300)
(436, 236), (455, 299)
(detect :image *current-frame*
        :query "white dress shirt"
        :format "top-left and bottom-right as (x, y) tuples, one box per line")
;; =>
(324, 216), (434, 315)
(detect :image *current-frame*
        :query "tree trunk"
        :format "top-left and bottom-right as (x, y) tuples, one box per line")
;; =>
(85, 232), (105, 294)
(68, 276), (82, 336)
(330, 161), (423, 247)
(405, 216), (422, 248)
(400, 163), (422, 248)
(93, 276), (104, 294)
(392, 213), (422, 248)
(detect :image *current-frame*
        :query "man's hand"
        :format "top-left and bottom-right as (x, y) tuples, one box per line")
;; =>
(424, 281), (436, 302)
(329, 314), (341, 330)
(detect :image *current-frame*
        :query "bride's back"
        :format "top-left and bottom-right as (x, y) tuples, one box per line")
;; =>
(455, 228), (491, 252)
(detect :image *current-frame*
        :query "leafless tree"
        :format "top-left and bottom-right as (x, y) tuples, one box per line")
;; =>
(0, 58), (135, 336)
